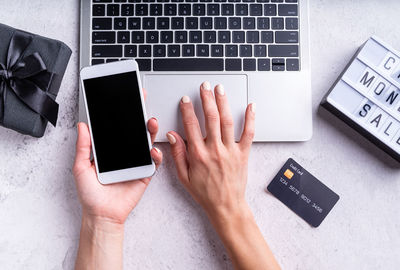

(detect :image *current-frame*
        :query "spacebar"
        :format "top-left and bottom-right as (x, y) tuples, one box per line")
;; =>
(153, 59), (224, 71)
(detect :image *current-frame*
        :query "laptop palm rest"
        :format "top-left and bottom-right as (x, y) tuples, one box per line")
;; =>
(143, 74), (248, 142)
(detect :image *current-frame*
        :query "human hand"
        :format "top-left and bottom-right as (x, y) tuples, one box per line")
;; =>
(73, 89), (163, 225)
(166, 81), (255, 222)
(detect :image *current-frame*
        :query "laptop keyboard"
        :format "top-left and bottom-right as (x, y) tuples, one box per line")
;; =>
(91, 0), (300, 72)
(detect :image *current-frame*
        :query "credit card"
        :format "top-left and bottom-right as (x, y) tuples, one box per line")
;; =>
(267, 158), (340, 227)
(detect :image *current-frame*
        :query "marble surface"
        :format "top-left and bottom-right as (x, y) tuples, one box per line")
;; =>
(1, 0), (400, 269)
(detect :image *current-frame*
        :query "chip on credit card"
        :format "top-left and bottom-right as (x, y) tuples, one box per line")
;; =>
(267, 158), (340, 227)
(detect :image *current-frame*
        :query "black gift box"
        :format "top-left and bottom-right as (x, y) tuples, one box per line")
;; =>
(0, 23), (71, 137)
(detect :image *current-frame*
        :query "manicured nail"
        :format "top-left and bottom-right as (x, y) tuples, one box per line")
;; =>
(181, 96), (190, 103)
(216, 84), (225, 96)
(251, 103), (256, 113)
(154, 147), (161, 154)
(166, 133), (176, 144)
(201, 81), (211, 91)
(151, 117), (157, 122)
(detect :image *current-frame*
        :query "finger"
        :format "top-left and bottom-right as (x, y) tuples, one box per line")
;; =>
(199, 81), (221, 143)
(180, 95), (205, 146)
(166, 131), (189, 184)
(239, 103), (256, 151)
(151, 147), (163, 169)
(147, 117), (158, 144)
(74, 122), (92, 174)
(214, 84), (234, 145)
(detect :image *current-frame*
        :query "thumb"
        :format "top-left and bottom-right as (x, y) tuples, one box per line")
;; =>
(73, 122), (92, 175)
(166, 132), (189, 184)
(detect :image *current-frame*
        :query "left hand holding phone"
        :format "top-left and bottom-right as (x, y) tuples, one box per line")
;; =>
(73, 88), (162, 226)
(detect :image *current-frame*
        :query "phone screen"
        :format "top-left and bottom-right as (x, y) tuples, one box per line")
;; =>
(83, 71), (152, 173)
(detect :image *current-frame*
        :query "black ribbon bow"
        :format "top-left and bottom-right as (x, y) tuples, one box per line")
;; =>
(0, 32), (59, 126)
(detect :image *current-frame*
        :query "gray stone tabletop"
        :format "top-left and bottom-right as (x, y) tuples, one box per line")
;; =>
(0, 0), (400, 269)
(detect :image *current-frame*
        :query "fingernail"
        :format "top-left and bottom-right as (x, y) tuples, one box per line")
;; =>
(251, 103), (256, 113)
(181, 96), (190, 103)
(216, 84), (225, 95)
(201, 81), (211, 91)
(166, 133), (176, 144)
(154, 147), (161, 154)
(151, 117), (158, 122)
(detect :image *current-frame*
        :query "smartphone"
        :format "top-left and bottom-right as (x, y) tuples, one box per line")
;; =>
(80, 60), (155, 184)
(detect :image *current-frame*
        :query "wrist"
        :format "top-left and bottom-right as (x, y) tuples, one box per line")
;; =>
(81, 213), (125, 235)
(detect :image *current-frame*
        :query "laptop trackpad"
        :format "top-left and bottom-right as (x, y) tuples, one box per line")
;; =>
(143, 74), (248, 142)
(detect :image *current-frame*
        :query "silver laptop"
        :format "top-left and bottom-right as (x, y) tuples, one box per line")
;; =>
(80, 0), (312, 142)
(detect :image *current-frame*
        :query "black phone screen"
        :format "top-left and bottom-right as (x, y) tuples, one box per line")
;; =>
(83, 71), (152, 173)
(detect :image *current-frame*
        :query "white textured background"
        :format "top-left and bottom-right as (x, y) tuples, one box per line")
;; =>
(1, 0), (400, 269)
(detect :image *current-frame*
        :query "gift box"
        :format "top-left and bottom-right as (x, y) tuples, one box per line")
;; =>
(0, 23), (71, 137)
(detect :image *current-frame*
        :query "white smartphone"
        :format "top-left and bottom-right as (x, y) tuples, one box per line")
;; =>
(80, 60), (155, 185)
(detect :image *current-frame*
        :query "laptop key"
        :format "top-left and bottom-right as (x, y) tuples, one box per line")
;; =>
(168, 45), (180, 56)
(182, 45), (195, 56)
(264, 4), (277, 16)
(243, 18), (255, 29)
(225, 59), (241, 71)
(93, 18), (112, 30)
(272, 58), (285, 71)
(179, 4), (191, 15)
(153, 59), (223, 71)
(121, 4), (134, 16)
(161, 31), (173, 43)
(150, 4), (163, 15)
(236, 4), (248, 16)
(154, 45), (166, 57)
(197, 45), (209, 56)
(175, 31), (188, 43)
(286, 58), (299, 71)
(261, 31), (273, 43)
(211, 45), (223, 57)
(143, 18), (156, 29)
(278, 4), (297, 16)
(257, 18), (269, 29)
(218, 31), (230, 43)
(124, 45), (137, 57)
(204, 31), (216, 43)
(225, 45), (238, 57)
(189, 31), (202, 43)
(136, 4), (148, 15)
(250, 4), (262, 16)
(275, 31), (298, 43)
(228, 17), (241, 29)
(271, 18), (284, 29)
(186, 17), (199, 29)
(117, 31), (130, 43)
(128, 18), (141, 29)
(243, 59), (256, 71)
(146, 31), (159, 43)
(240, 45), (252, 57)
(268, 45), (298, 57)
(93, 4), (105, 16)
(92, 45), (122, 57)
(232, 31), (245, 43)
(136, 59), (151, 71)
(215, 17), (227, 29)
(207, 4), (220, 15)
(193, 4), (206, 15)
(258, 58), (270, 70)
(172, 17), (184, 29)
(91, 59), (105, 65)
(246, 31), (259, 43)
(157, 18), (170, 29)
(165, 4), (177, 15)
(139, 45), (152, 57)
(132, 31), (145, 43)
(221, 4), (234, 15)
(254, 45), (266, 57)
(107, 4), (120, 16)
(106, 59), (119, 63)
(200, 17), (213, 29)
(92, 32), (115, 44)
(285, 17), (298, 29)
(114, 18), (127, 30)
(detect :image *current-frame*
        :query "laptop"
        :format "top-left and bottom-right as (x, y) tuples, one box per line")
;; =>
(79, 0), (312, 142)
